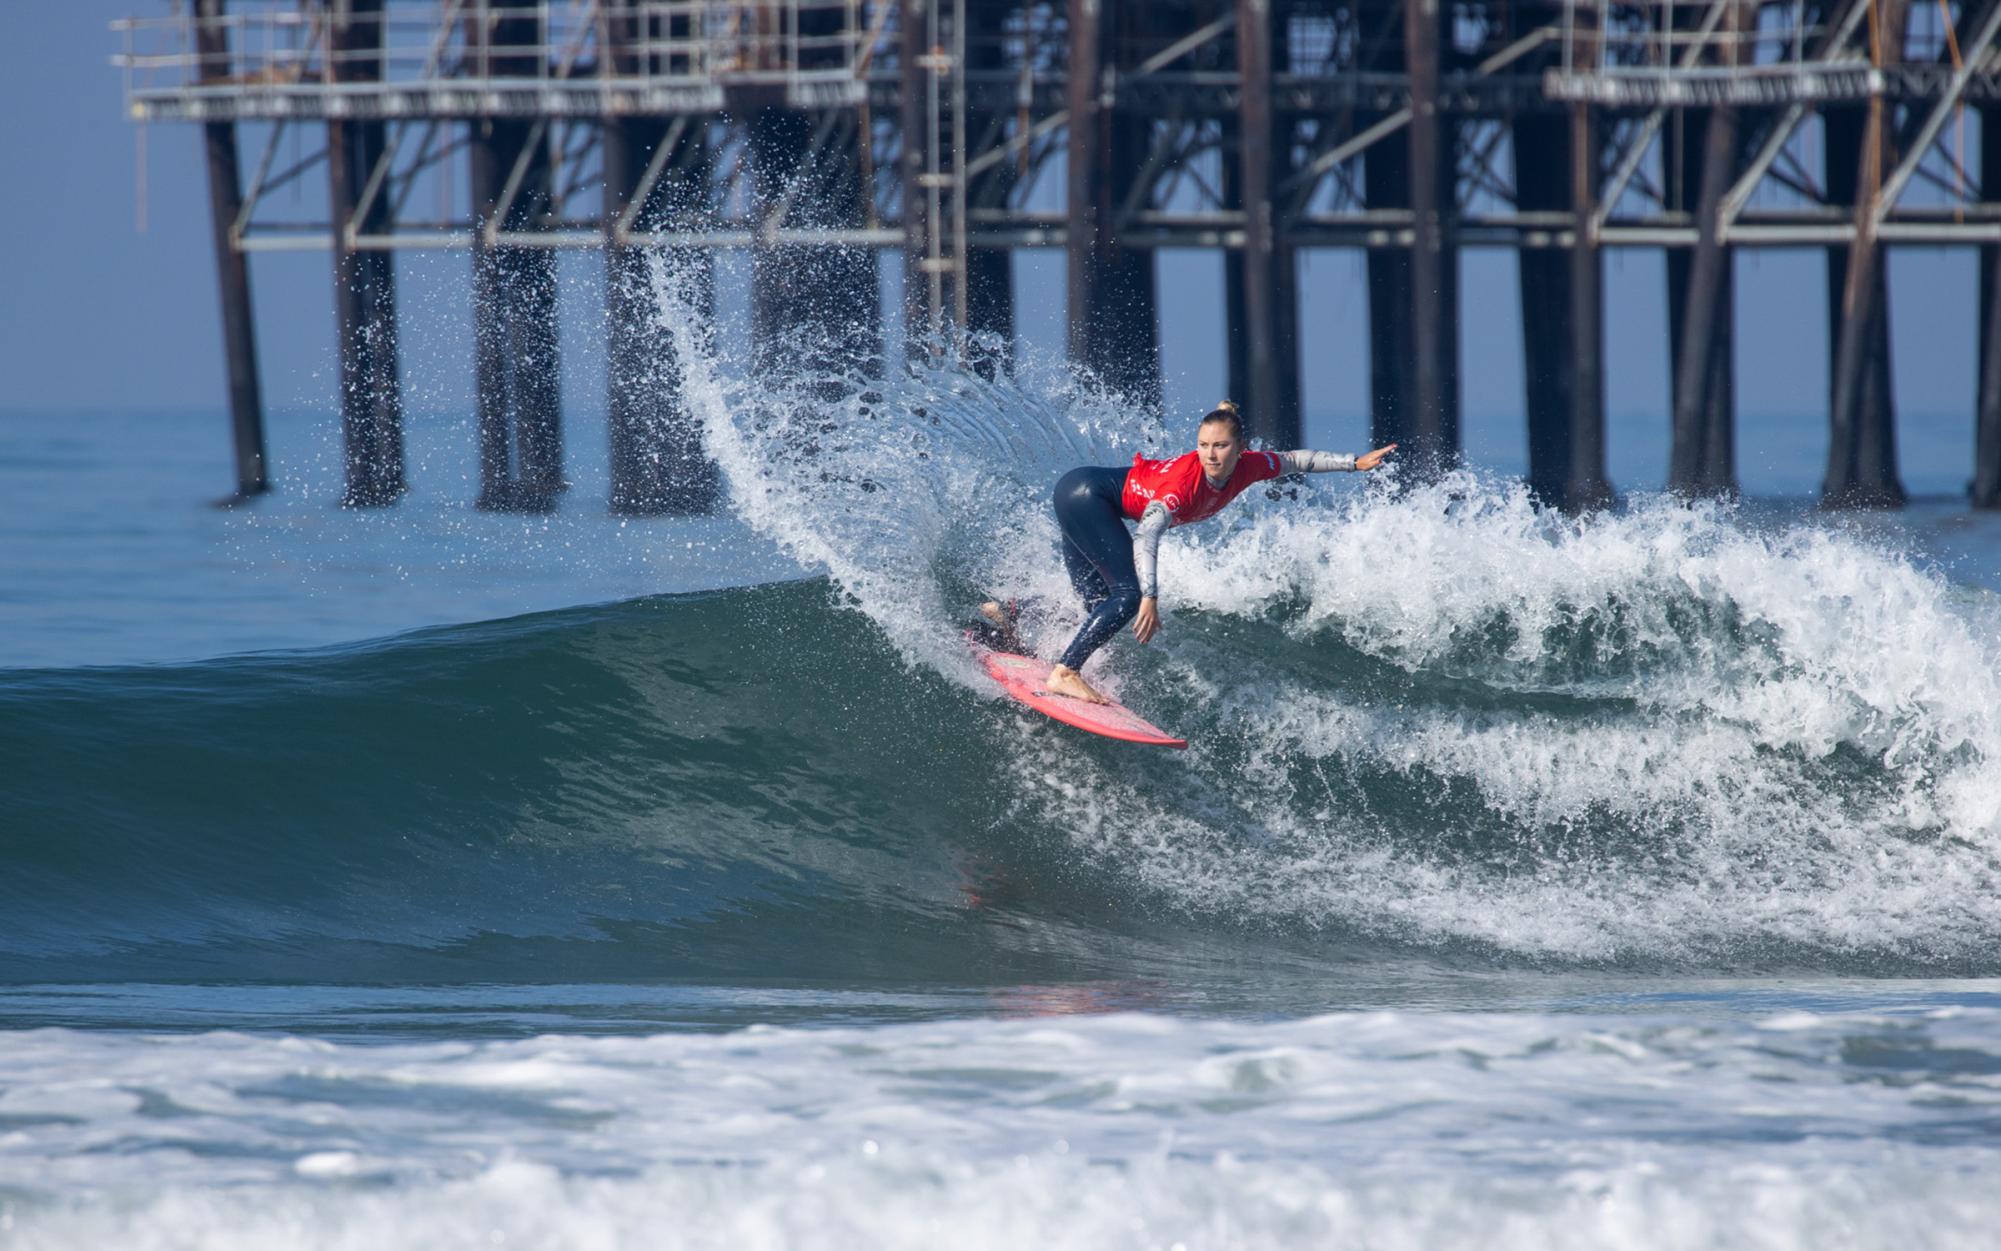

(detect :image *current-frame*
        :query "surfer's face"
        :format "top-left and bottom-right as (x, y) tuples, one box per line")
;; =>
(1197, 422), (1243, 482)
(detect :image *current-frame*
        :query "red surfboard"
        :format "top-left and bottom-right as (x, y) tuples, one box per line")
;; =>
(976, 647), (1188, 749)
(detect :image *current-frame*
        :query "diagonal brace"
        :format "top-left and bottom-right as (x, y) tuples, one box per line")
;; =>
(1873, 0), (2001, 225)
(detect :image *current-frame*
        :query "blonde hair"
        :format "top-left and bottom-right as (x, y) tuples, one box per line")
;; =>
(1199, 399), (1244, 441)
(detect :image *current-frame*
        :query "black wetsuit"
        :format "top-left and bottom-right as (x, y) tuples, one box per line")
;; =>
(1051, 466), (1143, 672)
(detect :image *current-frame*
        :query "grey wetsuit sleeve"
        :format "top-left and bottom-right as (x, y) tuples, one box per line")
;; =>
(1133, 502), (1172, 599)
(1280, 449), (1359, 473)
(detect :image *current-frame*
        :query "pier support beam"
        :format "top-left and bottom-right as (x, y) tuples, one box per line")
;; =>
(962, 0), (1016, 364)
(604, 3), (716, 515)
(1065, 0), (1160, 409)
(1565, 103), (1612, 511)
(469, 0), (563, 512)
(1667, 106), (1739, 498)
(963, 242), (1015, 367)
(900, 0), (945, 355)
(1398, 0), (1459, 472)
(1364, 135), (1416, 455)
(605, 121), (715, 515)
(1514, 108), (1611, 512)
(1366, 0), (1458, 471)
(195, 0), (267, 503)
(1226, 0), (1301, 448)
(326, 0), (403, 507)
(1977, 104), (2001, 508)
(748, 107), (882, 384)
(1820, 5), (1907, 509)
(961, 0), (1018, 358)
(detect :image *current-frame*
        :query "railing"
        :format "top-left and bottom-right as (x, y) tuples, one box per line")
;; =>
(1550, 0), (2001, 106)
(1560, 0), (1824, 78)
(1560, 0), (1993, 78)
(113, 1), (890, 116)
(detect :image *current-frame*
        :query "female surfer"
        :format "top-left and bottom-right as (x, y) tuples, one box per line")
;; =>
(984, 401), (1396, 705)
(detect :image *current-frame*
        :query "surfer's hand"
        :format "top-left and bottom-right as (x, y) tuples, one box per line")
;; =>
(1356, 443), (1397, 471)
(1133, 597), (1159, 644)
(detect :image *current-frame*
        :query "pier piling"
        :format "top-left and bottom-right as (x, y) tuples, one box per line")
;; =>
(1515, 78), (1612, 515)
(118, 1), (2001, 514)
(1226, 0), (1301, 449)
(1821, 23), (1907, 510)
(194, 0), (267, 503)
(604, 121), (718, 514)
(1364, 134), (1416, 458)
(749, 107), (883, 384)
(469, 0), (564, 512)
(899, 0), (942, 353)
(1979, 103), (2001, 510)
(325, 0), (404, 507)
(1065, 0), (1161, 410)
(960, 1), (1016, 364)
(1398, 0), (1459, 474)
(1564, 99), (1613, 512)
(1667, 106), (1740, 499)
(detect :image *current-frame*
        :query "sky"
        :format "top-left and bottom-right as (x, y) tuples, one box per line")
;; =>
(0, 2), (1983, 483)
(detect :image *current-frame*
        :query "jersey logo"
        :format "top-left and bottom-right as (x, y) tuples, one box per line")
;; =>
(1161, 491), (1182, 512)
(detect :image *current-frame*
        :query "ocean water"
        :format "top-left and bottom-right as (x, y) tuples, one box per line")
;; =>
(6, 262), (2001, 1248)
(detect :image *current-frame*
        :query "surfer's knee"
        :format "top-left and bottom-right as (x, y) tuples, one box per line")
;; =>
(1103, 586), (1142, 626)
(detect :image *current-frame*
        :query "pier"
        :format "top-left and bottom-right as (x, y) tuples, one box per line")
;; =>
(116, 0), (2001, 512)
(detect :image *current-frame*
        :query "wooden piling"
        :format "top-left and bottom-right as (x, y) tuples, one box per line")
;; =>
(1514, 112), (1573, 506)
(1820, 0), (1907, 509)
(326, 0), (404, 507)
(1977, 104), (2001, 509)
(1514, 101), (1611, 513)
(1667, 106), (1739, 498)
(194, 0), (267, 503)
(1563, 102), (1611, 511)
(1064, 0), (1161, 410)
(953, 1), (1016, 365)
(1364, 132), (1416, 454)
(899, 0), (939, 354)
(603, 1), (717, 515)
(468, 0), (563, 512)
(1366, 0), (1458, 470)
(1399, 0), (1458, 473)
(748, 106), (882, 383)
(1226, 0), (1301, 449)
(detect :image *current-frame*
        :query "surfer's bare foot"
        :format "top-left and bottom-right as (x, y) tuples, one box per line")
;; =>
(1045, 664), (1109, 704)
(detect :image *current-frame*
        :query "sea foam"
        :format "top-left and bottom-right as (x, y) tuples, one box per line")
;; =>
(7, 1010), (2001, 1250)
(641, 258), (2001, 966)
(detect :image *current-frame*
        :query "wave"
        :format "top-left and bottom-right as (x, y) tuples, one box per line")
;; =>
(649, 253), (2001, 971)
(3, 531), (1999, 982)
(4, 268), (2000, 983)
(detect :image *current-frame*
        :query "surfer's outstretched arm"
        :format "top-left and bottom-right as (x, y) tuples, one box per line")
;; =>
(1280, 443), (1397, 474)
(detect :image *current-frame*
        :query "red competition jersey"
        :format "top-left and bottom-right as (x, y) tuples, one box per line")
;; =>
(1120, 449), (1286, 525)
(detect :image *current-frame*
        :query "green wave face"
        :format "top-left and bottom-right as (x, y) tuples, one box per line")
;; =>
(4, 562), (1999, 986)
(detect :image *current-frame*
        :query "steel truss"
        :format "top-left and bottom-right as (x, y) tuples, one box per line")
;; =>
(120, 0), (2001, 287)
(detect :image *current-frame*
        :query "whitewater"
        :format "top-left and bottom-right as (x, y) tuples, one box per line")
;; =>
(5, 255), (2001, 1247)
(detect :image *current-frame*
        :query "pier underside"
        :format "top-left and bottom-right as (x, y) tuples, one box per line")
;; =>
(123, 0), (2001, 508)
